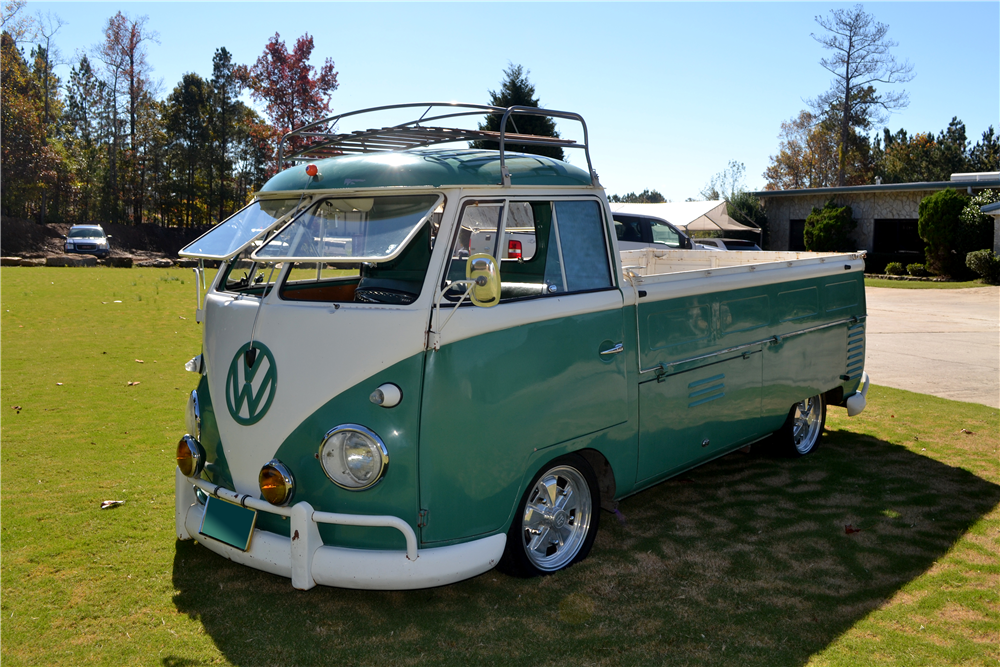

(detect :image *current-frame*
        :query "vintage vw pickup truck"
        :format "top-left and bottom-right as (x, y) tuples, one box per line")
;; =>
(174, 103), (870, 590)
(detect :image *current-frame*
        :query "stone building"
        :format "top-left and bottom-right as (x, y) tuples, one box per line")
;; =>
(754, 173), (1000, 254)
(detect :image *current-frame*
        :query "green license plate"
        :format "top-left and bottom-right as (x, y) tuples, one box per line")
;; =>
(200, 496), (257, 551)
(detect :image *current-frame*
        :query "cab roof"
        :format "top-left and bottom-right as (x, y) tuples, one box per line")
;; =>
(259, 148), (595, 193)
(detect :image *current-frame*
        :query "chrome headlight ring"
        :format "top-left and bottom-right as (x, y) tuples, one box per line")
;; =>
(185, 389), (201, 441)
(318, 424), (389, 491)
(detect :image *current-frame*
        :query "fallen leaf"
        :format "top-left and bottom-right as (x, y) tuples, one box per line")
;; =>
(56, 382), (63, 386)
(127, 381), (140, 387)
(113, 300), (122, 303)
(845, 524), (862, 534)
(179, 315), (187, 320)
(135, 359), (144, 364)
(959, 429), (974, 435)
(12, 406), (21, 413)
(100, 500), (125, 510)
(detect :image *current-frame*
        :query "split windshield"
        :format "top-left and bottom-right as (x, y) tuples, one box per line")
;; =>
(252, 195), (443, 262)
(179, 198), (304, 259)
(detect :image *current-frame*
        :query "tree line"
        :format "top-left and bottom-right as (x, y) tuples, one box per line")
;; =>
(764, 4), (998, 190)
(1, 3), (337, 227)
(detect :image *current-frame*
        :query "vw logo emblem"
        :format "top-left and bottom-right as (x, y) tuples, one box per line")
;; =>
(225, 342), (277, 425)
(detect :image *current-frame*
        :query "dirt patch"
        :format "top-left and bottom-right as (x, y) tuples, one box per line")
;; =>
(0, 216), (209, 261)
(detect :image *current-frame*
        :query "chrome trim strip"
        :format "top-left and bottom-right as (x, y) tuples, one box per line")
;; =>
(639, 315), (866, 375)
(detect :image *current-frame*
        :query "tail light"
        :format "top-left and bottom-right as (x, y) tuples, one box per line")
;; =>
(508, 240), (522, 260)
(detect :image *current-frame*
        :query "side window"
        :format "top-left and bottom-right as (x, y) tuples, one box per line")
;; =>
(553, 200), (614, 292)
(441, 198), (613, 304)
(649, 218), (681, 247)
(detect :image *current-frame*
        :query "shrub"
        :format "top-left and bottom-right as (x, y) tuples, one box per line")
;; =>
(957, 190), (999, 260)
(906, 263), (929, 277)
(918, 188), (968, 277)
(884, 262), (905, 276)
(966, 249), (1000, 285)
(803, 200), (858, 252)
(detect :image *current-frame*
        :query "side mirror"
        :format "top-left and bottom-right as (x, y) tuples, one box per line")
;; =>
(466, 253), (500, 308)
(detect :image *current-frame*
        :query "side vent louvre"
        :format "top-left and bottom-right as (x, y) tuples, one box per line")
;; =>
(845, 322), (865, 381)
(688, 373), (725, 408)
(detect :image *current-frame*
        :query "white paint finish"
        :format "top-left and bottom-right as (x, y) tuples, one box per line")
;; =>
(181, 498), (506, 590)
(846, 372), (870, 417)
(202, 289), (428, 496)
(175, 467), (197, 540)
(864, 286), (1000, 408)
(621, 248), (866, 300)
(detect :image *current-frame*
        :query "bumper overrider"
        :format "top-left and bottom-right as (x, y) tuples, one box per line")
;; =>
(175, 468), (505, 590)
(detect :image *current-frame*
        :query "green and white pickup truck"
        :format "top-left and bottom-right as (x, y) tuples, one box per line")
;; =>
(174, 103), (870, 590)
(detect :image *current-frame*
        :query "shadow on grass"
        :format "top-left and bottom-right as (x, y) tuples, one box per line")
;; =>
(169, 430), (1000, 667)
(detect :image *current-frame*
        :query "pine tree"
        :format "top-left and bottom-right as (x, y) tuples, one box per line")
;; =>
(471, 64), (564, 161)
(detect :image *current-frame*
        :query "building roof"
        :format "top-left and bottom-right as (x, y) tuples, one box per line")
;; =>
(609, 201), (760, 233)
(981, 201), (1000, 216)
(260, 148), (593, 192)
(752, 177), (1000, 199)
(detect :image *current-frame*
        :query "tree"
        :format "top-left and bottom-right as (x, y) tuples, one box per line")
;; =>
(803, 200), (858, 251)
(727, 191), (770, 248)
(918, 188), (967, 277)
(92, 11), (159, 224)
(873, 117), (972, 184)
(969, 127), (999, 173)
(209, 47), (241, 221)
(811, 4), (913, 186)
(956, 189), (999, 259)
(0, 31), (58, 219)
(701, 160), (745, 201)
(165, 73), (211, 227)
(245, 32), (338, 144)
(470, 63), (564, 161)
(609, 189), (667, 203)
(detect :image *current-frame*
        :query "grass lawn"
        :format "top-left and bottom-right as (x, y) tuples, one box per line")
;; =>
(863, 278), (986, 289)
(2, 266), (998, 666)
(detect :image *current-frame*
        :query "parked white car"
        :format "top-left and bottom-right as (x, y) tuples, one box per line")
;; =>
(694, 238), (762, 251)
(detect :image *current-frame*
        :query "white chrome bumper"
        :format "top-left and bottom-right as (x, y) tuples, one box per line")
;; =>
(846, 371), (870, 417)
(175, 468), (505, 590)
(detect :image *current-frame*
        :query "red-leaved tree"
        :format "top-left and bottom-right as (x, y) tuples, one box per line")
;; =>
(245, 33), (338, 146)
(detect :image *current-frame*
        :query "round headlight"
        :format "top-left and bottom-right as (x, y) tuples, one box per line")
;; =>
(176, 435), (204, 477)
(319, 425), (388, 490)
(259, 459), (295, 506)
(185, 390), (201, 440)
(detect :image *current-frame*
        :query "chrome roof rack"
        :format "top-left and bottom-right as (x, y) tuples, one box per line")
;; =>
(275, 102), (599, 187)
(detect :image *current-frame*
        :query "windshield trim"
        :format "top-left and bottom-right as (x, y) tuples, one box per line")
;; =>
(177, 196), (312, 260)
(249, 193), (444, 264)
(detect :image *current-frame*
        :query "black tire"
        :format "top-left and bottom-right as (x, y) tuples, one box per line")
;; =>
(778, 394), (827, 456)
(498, 454), (600, 577)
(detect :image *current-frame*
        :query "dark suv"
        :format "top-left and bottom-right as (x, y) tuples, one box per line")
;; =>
(64, 225), (111, 258)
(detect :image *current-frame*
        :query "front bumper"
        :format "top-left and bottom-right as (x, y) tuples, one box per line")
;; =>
(66, 247), (110, 258)
(175, 468), (505, 590)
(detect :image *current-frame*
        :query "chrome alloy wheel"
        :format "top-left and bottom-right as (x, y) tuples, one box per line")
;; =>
(792, 395), (824, 455)
(520, 465), (594, 572)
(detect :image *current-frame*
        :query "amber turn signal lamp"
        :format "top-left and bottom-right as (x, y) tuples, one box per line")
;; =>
(305, 164), (319, 177)
(259, 460), (295, 506)
(176, 435), (204, 477)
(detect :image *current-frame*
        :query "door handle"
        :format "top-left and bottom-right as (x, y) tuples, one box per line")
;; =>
(600, 343), (624, 356)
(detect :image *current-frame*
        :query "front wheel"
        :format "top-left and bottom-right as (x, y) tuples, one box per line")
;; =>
(499, 454), (600, 577)
(780, 394), (826, 456)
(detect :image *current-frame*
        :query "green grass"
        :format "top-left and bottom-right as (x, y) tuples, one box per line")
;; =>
(2, 267), (998, 666)
(864, 278), (986, 289)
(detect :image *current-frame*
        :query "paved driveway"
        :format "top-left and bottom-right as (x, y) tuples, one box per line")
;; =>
(864, 286), (1000, 408)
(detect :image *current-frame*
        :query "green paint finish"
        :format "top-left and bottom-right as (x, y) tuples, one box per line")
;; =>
(194, 374), (235, 492)
(646, 303), (713, 353)
(265, 354), (427, 550)
(418, 299), (627, 543)
(776, 287), (819, 322)
(260, 148), (593, 193)
(825, 280), (859, 312)
(720, 294), (770, 335)
(639, 351), (763, 482)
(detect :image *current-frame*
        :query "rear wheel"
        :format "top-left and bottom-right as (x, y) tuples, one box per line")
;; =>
(780, 394), (826, 456)
(499, 454), (600, 576)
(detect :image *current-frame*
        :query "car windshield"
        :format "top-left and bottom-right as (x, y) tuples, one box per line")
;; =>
(252, 194), (443, 262)
(69, 228), (104, 239)
(178, 198), (304, 259)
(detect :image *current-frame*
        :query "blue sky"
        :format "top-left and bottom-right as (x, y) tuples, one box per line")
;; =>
(25, 1), (1000, 202)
